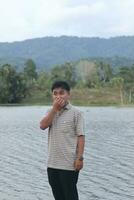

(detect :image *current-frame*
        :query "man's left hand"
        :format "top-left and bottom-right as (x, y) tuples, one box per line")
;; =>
(74, 159), (83, 171)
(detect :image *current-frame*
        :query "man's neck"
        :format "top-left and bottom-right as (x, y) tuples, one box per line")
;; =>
(63, 101), (69, 108)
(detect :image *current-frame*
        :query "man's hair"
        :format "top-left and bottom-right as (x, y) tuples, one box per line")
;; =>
(51, 80), (70, 92)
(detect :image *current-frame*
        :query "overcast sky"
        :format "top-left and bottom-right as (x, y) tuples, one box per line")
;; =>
(0, 0), (134, 42)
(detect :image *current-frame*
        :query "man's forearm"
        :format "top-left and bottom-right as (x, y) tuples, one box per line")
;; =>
(40, 109), (56, 130)
(76, 135), (85, 158)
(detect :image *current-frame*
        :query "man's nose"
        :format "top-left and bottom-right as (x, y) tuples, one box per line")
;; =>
(57, 95), (63, 99)
(56, 95), (61, 98)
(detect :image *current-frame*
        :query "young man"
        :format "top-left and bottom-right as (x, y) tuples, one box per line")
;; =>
(40, 80), (85, 200)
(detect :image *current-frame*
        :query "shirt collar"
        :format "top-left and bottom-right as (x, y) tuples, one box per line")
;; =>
(63, 102), (72, 110)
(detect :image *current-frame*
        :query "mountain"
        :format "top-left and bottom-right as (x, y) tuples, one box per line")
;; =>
(0, 36), (134, 70)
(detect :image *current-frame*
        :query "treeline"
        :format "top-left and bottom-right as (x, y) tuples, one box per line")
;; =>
(0, 59), (134, 104)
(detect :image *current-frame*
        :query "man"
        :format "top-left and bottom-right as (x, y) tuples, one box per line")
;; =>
(40, 80), (85, 200)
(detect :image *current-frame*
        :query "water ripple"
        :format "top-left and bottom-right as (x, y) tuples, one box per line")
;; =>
(0, 106), (134, 200)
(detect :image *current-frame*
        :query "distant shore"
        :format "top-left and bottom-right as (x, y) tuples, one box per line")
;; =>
(0, 88), (134, 107)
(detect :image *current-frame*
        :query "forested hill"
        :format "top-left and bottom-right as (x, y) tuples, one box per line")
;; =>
(0, 36), (134, 69)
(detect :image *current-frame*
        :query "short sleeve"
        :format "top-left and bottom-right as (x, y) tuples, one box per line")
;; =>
(75, 111), (85, 136)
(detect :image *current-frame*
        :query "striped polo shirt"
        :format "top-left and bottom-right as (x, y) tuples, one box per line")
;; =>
(47, 103), (85, 171)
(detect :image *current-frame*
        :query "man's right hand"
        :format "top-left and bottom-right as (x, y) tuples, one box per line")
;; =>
(52, 97), (65, 112)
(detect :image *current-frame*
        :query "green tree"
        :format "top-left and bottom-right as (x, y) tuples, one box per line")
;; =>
(63, 62), (76, 87)
(51, 65), (65, 81)
(97, 62), (113, 82)
(0, 64), (27, 103)
(24, 59), (37, 81)
(51, 62), (76, 87)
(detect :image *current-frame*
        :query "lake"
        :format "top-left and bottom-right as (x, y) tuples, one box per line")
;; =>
(0, 106), (134, 200)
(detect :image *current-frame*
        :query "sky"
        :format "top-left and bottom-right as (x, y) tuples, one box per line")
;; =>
(0, 0), (134, 42)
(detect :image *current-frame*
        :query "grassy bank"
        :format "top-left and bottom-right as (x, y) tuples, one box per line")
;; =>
(0, 87), (133, 107)
(18, 87), (133, 106)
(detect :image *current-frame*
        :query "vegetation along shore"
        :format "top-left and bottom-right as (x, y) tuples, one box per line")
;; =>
(0, 58), (134, 106)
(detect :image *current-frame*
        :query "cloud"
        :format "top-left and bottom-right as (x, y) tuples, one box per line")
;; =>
(0, 0), (134, 42)
(61, 0), (134, 38)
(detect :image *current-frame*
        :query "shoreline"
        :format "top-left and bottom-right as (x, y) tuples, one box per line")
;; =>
(0, 103), (134, 107)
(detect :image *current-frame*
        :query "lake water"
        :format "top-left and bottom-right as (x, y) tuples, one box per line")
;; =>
(0, 106), (134, 200)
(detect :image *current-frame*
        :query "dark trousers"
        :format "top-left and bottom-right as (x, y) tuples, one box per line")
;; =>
(47, 167), (79, 200)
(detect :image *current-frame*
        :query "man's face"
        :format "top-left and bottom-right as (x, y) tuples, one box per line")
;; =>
(52, 87), (70, 104)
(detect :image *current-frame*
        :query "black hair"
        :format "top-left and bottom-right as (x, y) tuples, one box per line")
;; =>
(51, 80), (70, 92)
